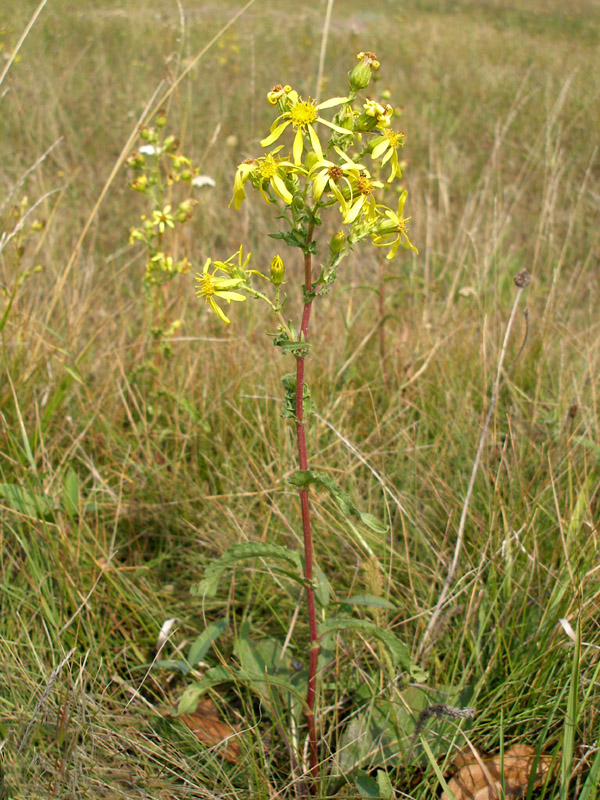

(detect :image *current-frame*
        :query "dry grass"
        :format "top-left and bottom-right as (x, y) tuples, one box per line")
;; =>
(1, 1), (599, 797)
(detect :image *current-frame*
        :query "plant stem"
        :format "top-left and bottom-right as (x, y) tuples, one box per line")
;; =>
(294, 223), (319, 778)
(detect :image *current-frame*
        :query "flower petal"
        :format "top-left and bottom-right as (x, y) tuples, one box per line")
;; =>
(316, 96), (348, 110)
(214, 290), (247, 302)
(260, 120), (291, 148)
(293, 128), (304, 165)
(271, 174), (293, 204)
(307, 124), (323, 160)
(318, 117), (353, 136)
(209, 297), (231, 324)
(371, 139), (389, 160)
(343, 194), (365, 224)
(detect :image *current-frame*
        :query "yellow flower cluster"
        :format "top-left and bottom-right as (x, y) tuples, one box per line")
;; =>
(199, 54), (418, 325)
(231, 54), (417, 261)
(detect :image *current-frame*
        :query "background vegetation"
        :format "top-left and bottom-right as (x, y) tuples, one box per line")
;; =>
(1, 0), (598, 797)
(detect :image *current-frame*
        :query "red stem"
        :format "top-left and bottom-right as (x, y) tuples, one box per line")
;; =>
(295, 225), (319, 778)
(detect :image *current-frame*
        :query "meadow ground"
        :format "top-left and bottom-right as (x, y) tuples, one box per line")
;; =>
(0, 0), (599, 797)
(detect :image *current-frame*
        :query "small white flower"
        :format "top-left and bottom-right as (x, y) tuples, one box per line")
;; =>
(192, 174), (216, 189)
(139, 144), (159, 156)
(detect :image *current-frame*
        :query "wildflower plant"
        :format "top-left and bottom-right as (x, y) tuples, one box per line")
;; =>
(183, 54), (425, 786)
(127, 112), (207, 358)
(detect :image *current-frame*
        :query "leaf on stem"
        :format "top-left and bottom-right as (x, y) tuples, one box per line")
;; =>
(319, 616), (427, 681)
(288, 469), (388, 534)
(192, 542), (304, 598)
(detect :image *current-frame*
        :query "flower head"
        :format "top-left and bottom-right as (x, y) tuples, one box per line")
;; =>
(231, 149), (298, 209)
(308, 146), (365, 204)
(195, 258), (247, 324)
(340, 172), (384, 224)
(371, 128), (405, 182)
(371, 190), (418, 259)
(151, 205), (175, 234)
(260, 89), (350, 165)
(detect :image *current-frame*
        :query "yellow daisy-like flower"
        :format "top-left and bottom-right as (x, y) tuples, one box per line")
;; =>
(260, 89), (349, 166)
(308, 146), (365, 204)
(151, 205), (176, 234)
(231, 148), (297, 209)
(341, 172), (384, 224)
(195, 258), (247, 324)
(371, 128), (405, 182)
(371, 190), (418, 259)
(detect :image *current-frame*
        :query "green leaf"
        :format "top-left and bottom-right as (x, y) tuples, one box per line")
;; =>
(234, 624), (308, 719)
(314, 565), (331, 608)
(281, 373), (315, 417)
(0, 482), (54, 519)
(337, 702), (399, 773)
(287, 469), (387, 534)
(340, 594), (398, 610)
(192, 542), (303, 598)
(319, 617), (426, 681)
(377, 769), (394, 800)
(177, 665), (232, 714)
(187, 618), (228, 669)
(155, 659), (192, 674)
(355, 771), (380, 799)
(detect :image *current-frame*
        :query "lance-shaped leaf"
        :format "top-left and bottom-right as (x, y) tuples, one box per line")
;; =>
(288, 469), (387, 534)
(319, 616), (427, 681)
(192, 542), (304, 598)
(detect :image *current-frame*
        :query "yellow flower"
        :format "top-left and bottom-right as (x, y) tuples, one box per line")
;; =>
(371, 190), (418, 259)
(341, 172), (384, 224)
(371, 128), (405, 182)
(231, 149), (298, 209)
(151, 205), (176, 234)
(260, 89), (349, 165)
(364, 100), (393, 128)
(195, 258), (247, 324)
(308, 146), (365, 204)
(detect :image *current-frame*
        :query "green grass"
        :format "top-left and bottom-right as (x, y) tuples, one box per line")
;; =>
(1, 0), (599, 798)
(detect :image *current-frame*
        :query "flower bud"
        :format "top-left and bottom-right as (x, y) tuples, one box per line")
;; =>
(329, 230), (346, 254)
(155, 109), (167, 127)
(348, 51), (380, 92)
(130, 175), (149, 192)
(128, 151), (146, 170)
(270, 254), (285, 285)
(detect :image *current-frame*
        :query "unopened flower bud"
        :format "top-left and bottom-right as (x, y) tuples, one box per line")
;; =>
(128, 151), (146, 169)
(348, 51), (380, 92)
(270, 254), (285, 285)
(130, 175), (149, 192)
(329, 230), (346, 254)
(156, 109), (167, 127)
